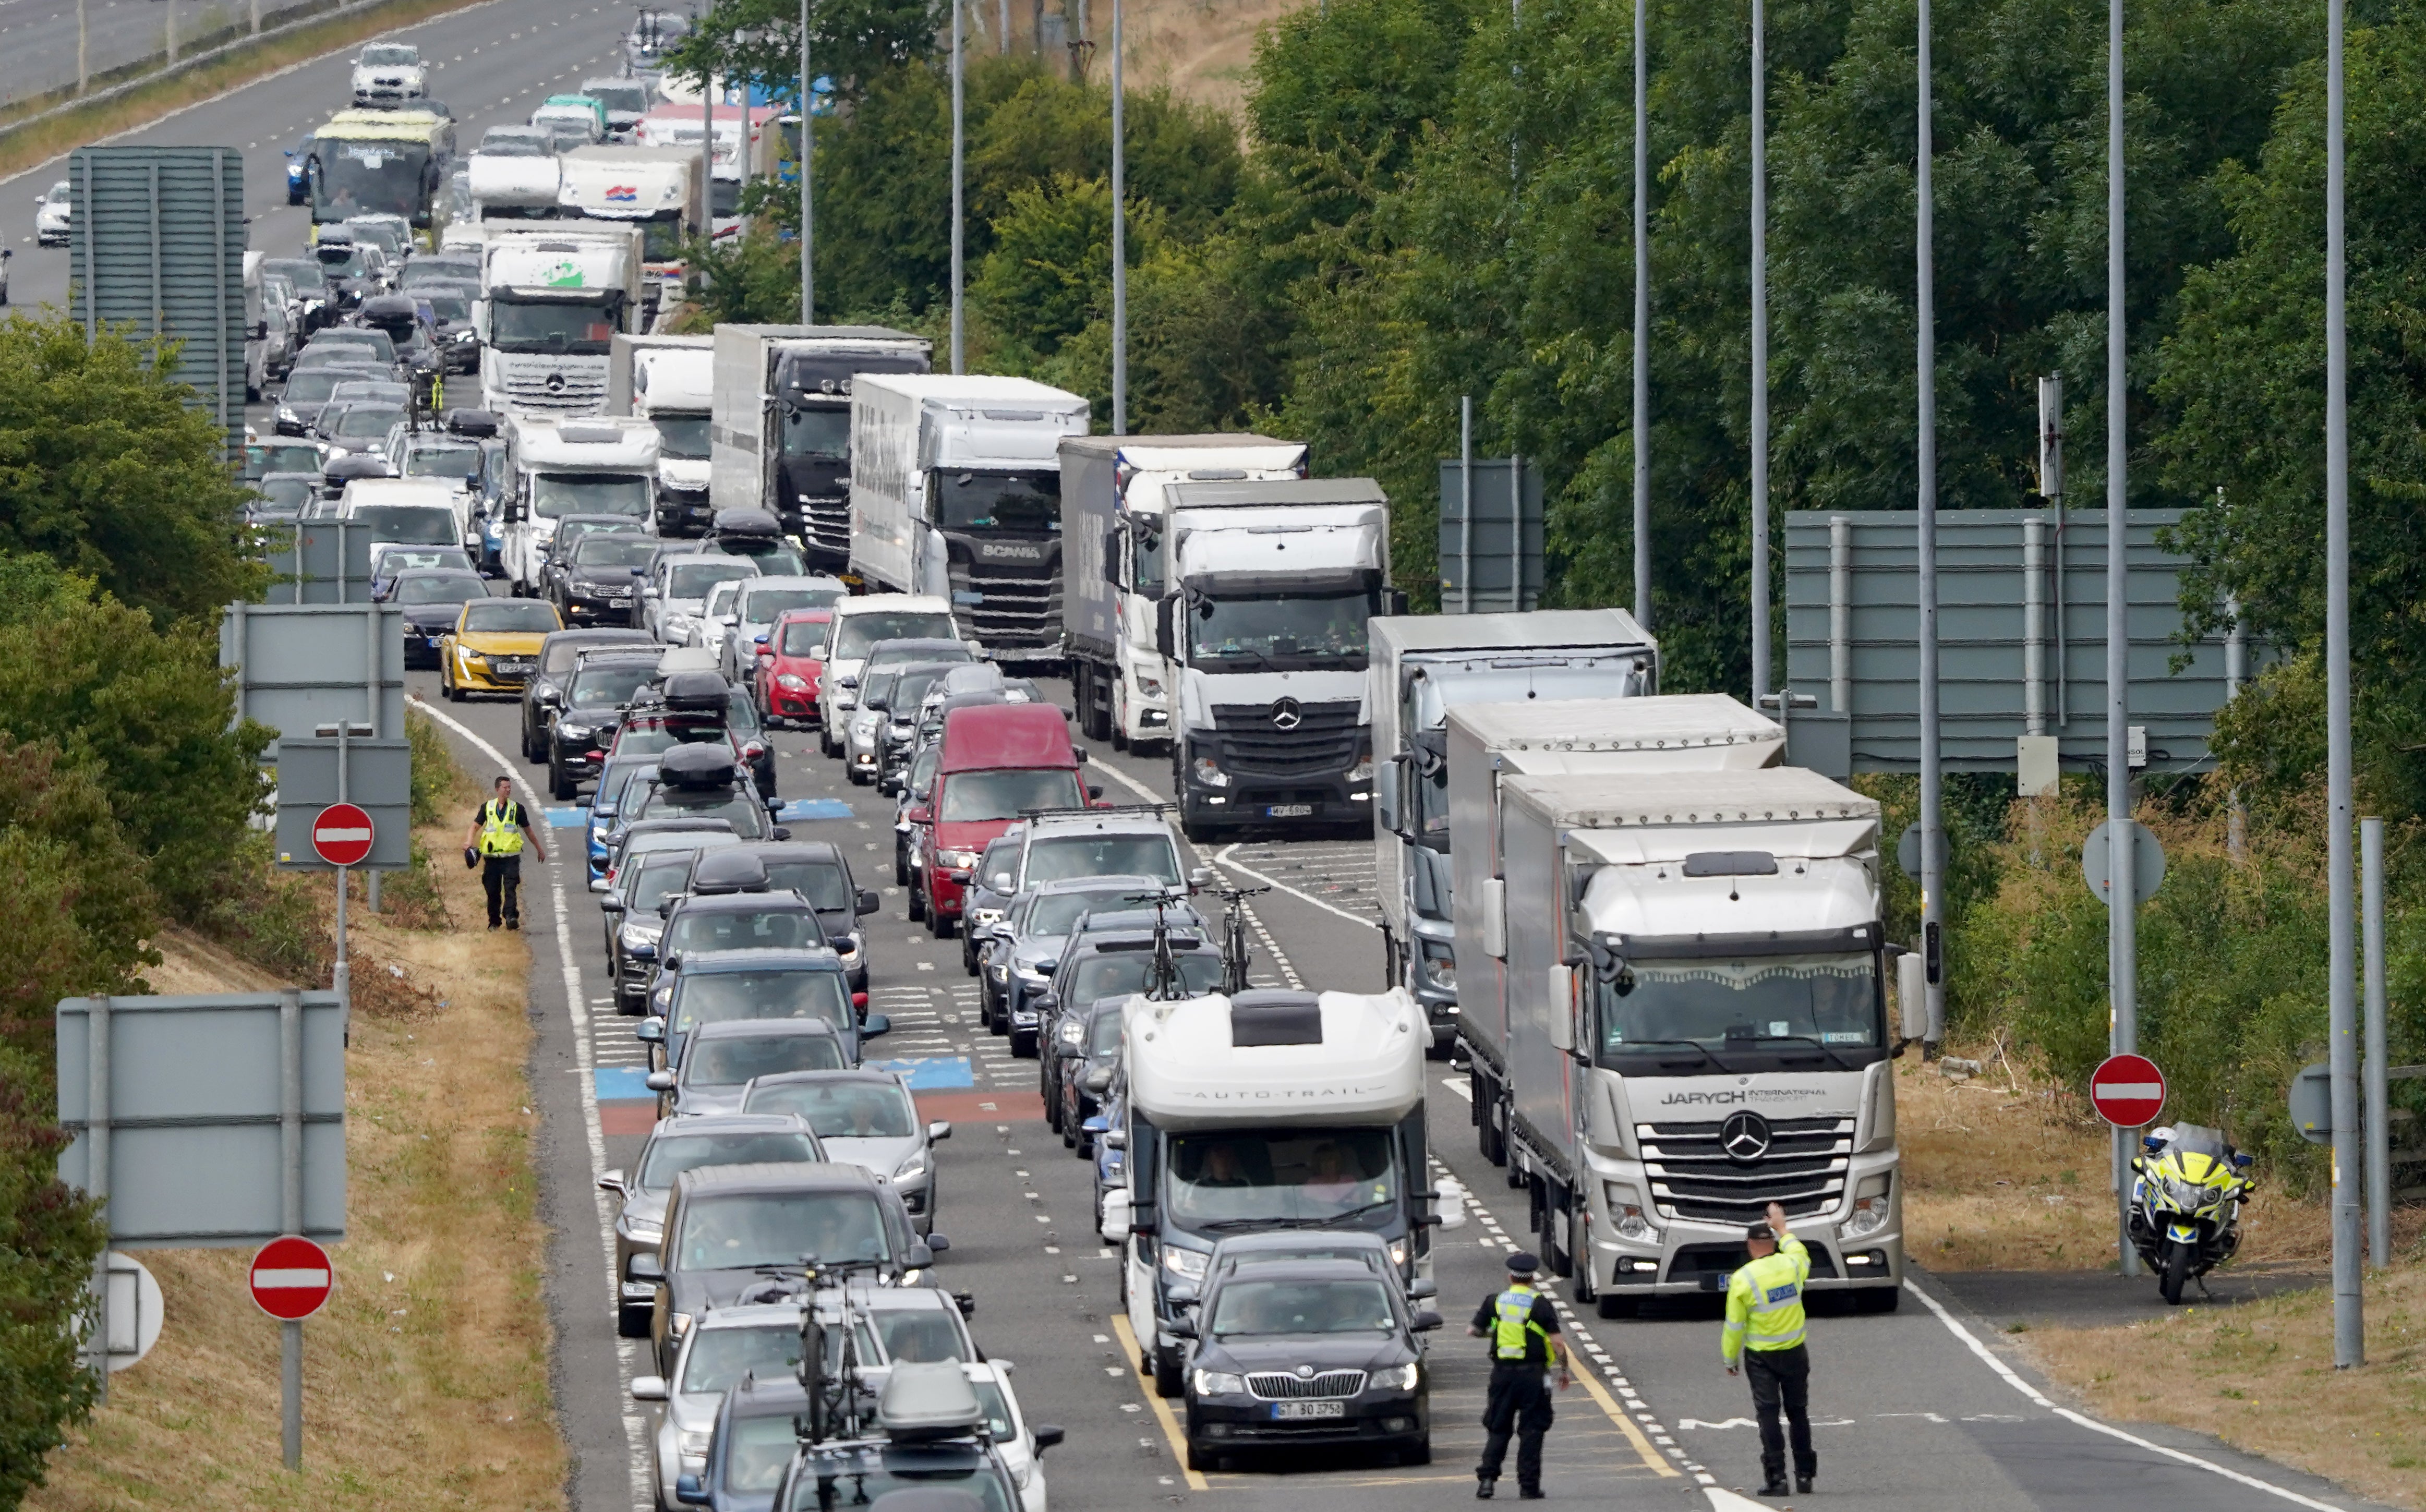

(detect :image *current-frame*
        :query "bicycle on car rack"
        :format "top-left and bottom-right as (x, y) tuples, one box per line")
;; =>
(1209, 884), (1269, 994)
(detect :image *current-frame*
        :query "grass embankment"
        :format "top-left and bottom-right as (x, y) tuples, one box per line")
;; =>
(26, 718), (565, 1512)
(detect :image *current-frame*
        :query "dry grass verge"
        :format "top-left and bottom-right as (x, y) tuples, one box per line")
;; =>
(26, 747), (565, 1512)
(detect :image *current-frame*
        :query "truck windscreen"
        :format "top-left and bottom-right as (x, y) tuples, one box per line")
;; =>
(1188, 588), (1374, 671)
(781, 404), (849, 460)
(489, 295), (622, 354)
(532, 473), (650, 518)
(931, 470), (1058, 534)
(1163, 1130), (1398, 1231)
(651, 415), (710, 458)
(1596, 951), (1883, 1063)
(312, 142), (431, 222)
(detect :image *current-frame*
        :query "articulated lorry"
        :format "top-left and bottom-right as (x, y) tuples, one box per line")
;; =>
(465, 153), (561, 224)
(1368, 611), (1658, 1044)
(848, 373), (1088, 662)
(1455, 745), (1905, 1314)
(1059, 434), (1308, 753)
(1153, 477), (1394, 841)
(498, 415), (660, 594)
(708, 325), (931, 568)
(556, 144), (701, 322)
(1102, 987), (1441, 1397)
(608, 334), (714, 534)
(476, 223), (646, 416)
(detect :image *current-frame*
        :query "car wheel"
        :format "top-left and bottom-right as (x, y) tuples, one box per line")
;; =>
(928, 900), (955, 940)
(908, 886), (925, 923)
(894, 845), (910, 887)
(1153, 1347), (1183, 1399)
(1399, 1437), (1431, 1467)
(615, 1304), (649, 1340)
(1044, 1074), (1062, 1132)
(961, 935), (979, 975)
(1184, 1440), (1218, 1474)
(1010, 1028), (1036, 1059)
(549, 756), (575, 802)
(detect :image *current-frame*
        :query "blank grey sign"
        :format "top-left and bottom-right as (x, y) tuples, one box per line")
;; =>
(219, 602), (406, 747)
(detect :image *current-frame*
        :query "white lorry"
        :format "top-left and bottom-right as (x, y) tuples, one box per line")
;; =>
(848, 373), (1088, 663)
(466, 153), (562, 224)
(608, 333), (715, 535)
(1101, 986), (1442, 1397)
(1150, 477), (1394, 841)
(1058, 434), (1308, 753)
(1368, 611), (1658, 1044)
(475, 223), (646, 416)
(498, 415), (660, 594)
(1456, 749), (1905, 1314)
(708, 325), (931, 568)
(556, 144), (701, 322)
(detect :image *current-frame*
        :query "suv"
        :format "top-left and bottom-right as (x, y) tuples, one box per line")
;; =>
(985, 807), (1202, 906)
(541, 647), (661, 798)
(597, 1113), (820, 1337)
(519, 626), (653, 758)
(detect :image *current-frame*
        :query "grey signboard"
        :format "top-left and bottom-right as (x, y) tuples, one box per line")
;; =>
(220, 602), (406, 749)
(68, 147), (247, 459)
(57, 993), (345, 1247)
(273, 737), (412, 869)
(1438, 458), (1543, 613)
(1782, 508), (2251, 774)
(261, 519), (378, 604)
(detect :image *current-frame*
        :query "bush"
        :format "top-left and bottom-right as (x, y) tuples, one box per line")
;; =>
(0, 1041), (104, 1510)
(0, 740), (158, 1050)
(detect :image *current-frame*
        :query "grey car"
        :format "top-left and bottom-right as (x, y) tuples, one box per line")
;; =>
(630, 1301), (812, 1509)
(741, 1070), (949, 1236)
(645, 1018), (855, 1118)
(843, 658), (961, 789)
(598, 836), (743, 1012)
(977, 873), (1172, 1033)
(598, 1114), (821, 1337)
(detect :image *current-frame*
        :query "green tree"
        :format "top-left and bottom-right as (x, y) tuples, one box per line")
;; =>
(0, 1044), (105, 1511)
(0, 739), (159, 1049)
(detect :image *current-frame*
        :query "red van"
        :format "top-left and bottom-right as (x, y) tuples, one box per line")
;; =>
(915, 701), (1094, 936)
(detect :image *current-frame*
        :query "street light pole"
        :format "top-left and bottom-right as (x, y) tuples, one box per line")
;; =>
(2105, 0), (2141, 1279)
(951, 0), (966, 374)
(1110, 0), (1126, 434)
(1632, 0), (1650, 632)
(799, 0), (813, 322)
(1917, 0), (1944, 1055)
(2324, 0), (2363, 1370)
(1748, 0), (1769, 703)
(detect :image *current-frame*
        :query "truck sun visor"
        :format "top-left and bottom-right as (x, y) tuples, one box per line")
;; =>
(1680, 851), (1780, 878)
(1227, 990), (1324, 1048)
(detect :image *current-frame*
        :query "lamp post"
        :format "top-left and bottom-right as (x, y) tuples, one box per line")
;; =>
(1110, 0), (1126, 433)
(950, 0), (965, 373)
(799, 0), (813, 321)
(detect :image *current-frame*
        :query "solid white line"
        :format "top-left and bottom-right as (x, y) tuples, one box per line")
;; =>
(1901, 1277), (2345, 1512)
(1088, 754), (1165, 804)
(1214, 842), (1379, 932)
(413, 698), (650, 1510)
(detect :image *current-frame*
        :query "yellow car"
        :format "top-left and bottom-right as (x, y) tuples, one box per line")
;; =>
(439, 597), (562, 699)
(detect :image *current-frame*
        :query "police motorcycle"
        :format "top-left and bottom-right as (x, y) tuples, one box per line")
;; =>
(2128, 1123), (2254, 1305)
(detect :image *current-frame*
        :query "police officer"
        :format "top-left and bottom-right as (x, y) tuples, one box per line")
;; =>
(1466, 1250), (1569, 1499)
(1722, 1201), (1815, 1497)
(464, 775), (546, 929)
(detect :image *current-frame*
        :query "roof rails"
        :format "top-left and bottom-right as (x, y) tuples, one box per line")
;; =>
(1016, 802), (1176, 819)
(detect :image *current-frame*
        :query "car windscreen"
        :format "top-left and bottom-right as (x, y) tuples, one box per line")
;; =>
(871, 1307), (969, 1364)
(1025, 888), (1143, 938)
(762, 860), (851, 912)
(329, 405), (405, 439)
(401, 443), (481, 478)
(930, 469), (1058, 534)
(572, 535), (657, 570)
(831, 612), (956, 660)
(568, 663), (654, 706)
(629, 855), (694, 912)
(375, 548), (472, 575)
(673, 1189), (888, 1272)
(252, 442), (323, 474)
(938, 768), (1082, 822)
(665, 904), (826, 956)
(1208, 1278), (1397, 1337)
(746, 1080), (914, 1138)
(1165, 1129), (1399, 1230)
(349, 504), (456, 543)
(670, 561), (757, 599)
(679, 1323), (802, 1396)
(782, 1460), (1012, 1512)
(777, 618), (829, 655)
(741, 586), (843, 624)
(1023, 833), (1180, 887)
(532, 473), (649, 519)
(461, 600), (561, 633)
(1066, 950), (1222, 1004)
(395, 574), (486, 605)
(780, 403), (849, 460)
(636, 1130), (819, 1192)
(283, 371), (358, 402)
(255, 477), (317, 511)
(687, 1032), (844, 1084)
(671, 969), (851, 1035)
(361, 44), (417, 64)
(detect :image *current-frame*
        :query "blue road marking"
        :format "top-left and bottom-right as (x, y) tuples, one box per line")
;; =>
(595, 1067), (656, 1100)
(776, 799), (855, 822)
(865, 1057), (975, 1090)
(545, 807), (592, 829)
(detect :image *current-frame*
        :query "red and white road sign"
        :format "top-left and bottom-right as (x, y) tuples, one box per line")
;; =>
(310, 803), (373, 867)
(2091, 1053), (2167, 1128)
(249, 1236), (334, 1321)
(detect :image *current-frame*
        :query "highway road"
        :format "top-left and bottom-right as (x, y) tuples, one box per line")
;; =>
(410, 668), (2392, 1512)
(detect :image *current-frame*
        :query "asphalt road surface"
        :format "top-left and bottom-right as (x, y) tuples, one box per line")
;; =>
(0, 0), (340, 115)
(408, 667), (2395, 1512)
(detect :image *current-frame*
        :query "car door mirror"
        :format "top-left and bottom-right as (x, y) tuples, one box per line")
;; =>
(861, 1013), (889, 1037)
(1031, 1424), (1065, 1455)
(856, 888), (879, 915)
(927, 1120), (951, 1141)
(989, 872), (1013, 893)
(925, 1233), (949, 1252)
(630, 1374), (668, 1401)
(644, 1069), (675, 1092)
(597, 1168), (626, 1194)
(1102, 1129), (1125, 1150)
(1408, 1277), (1438, 1300)
(634, 1019), (665, 1043)
(1187, 866), (1212, 890)
(673, 1473), (707, 1505)
(1085, 784), (1104, 801)
(904, 1242), (935, 1269)
(627, 1252), (663, 1281)
(599, 896), (626, 914)
(1168, 1317), (1198, 1339)
(1411, 1309), (1445, 1332)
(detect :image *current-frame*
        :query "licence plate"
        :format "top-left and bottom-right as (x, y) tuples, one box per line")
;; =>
(1265, 804), (1313, 818)
(1271, 1400), (1344, 1420)
(496, 659), (532, 674)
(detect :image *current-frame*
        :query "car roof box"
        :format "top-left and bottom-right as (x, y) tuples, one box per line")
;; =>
(689, 850), (769, 895)
(660, 670), (730, 716)
(443, 407), (500, 437)
(876, 1361), (986, 1443)
(710, 507), (783, 538)
(657, 741), (738, 790)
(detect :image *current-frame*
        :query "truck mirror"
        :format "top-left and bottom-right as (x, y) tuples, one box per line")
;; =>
(1897, 950), (1927, 1041)
(1154, 597), (1176, 660)
(1479, 878), (1507, 960)
(1387, 588), (1410, 615)
(1548, 964), (1575, 1051)
(1102, 525), (1122, 586)
(1374, 754), (1402, 836)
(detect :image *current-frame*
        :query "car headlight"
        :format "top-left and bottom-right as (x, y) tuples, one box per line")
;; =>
(990, 964), (1009, 982)
(937, 849), (980, 870)
(678, 1427), (711, 1455)
(852, 712), (883, 734)
(1191, 1369), (1244, 1396)
(1420, 942), (1456, 990)
(836, 933), (861, 961)
(971, 908), (1004, 927)
(662, 613), (694, 635)
(1605, 1184), (1658, 1241)
(1161, 1246), (1206, 1279)
(776, 673), (809, 692)
(1369, 1362), (1419, 1392)
(893, 1151), (928, 1182)
(619, 923), (662, 951)
(1388, 1239), (1408, 1268)
(624, 1218), (662, 1242)
(455, 329), (477, 344)
(277, 406), (299, 424)
(1191, 755), (1228, 788)
(669, 1312), (693, 1336)
(1057, 1020), (1085, 1046)
(557, 722), (593, 743)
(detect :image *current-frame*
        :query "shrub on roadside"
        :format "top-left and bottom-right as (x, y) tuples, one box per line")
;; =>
(0, 1042), (105, 1511)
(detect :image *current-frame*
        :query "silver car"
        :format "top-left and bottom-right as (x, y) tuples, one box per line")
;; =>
(684, 578), (746, 663)
(741, 1070), (949, 1236)
(979, 874), (1180, 1035)
(844, 660), (961, 789)
(644, 553), (759, 644)
(598, 1113), (820, 1336)
(721, 575), (848, 685)
(646, 1017), (854, 1118)
(630, 1301), (813, 1509)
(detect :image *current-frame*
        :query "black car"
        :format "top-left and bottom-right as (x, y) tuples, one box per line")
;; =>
(547, 522), (656, 622)
(248, 471), (321, 525)
(313, 400), (408, 455)
(1034, 915), (1223, 1074)
(723, 841), (880, 993)
(1178, 1257), (1438, 1472)
(260, 255), (334, 331)
(544, 648), (661, 799)
(1054, 997), (1132, 1154)
(274, 364), (388, 436)
(413, 282), (482, 373)
(390, 569), (492, 665)
(309, 232), (384, 312)
(521, 626), (657, 759)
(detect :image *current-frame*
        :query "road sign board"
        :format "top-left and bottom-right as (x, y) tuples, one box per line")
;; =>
(2289, 1061), (2333, 1144)
(2082, 819), (2166, 906)
(2091, 1053), (2167, 1128)
(311, 803), (373, 867)
(272, 738), (410, 870)
(249, 1236), (333, 1320)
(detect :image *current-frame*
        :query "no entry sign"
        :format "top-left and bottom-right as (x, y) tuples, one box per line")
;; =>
(2091, 1053), (2167, 1129)
(249, 1236), (334, 1321)
(310, 803), (374, 867)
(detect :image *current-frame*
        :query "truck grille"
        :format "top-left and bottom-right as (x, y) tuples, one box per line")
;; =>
(1636, 1115), (1852, 1225)
(945, 538), (1061, 654)
(1246, 1370), (1365, 1400)
(497, 362), (606, 414)
(800, 495), (849, 558)
(1211, 700), (1361, 778)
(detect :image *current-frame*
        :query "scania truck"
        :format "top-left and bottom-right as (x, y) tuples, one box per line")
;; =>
(1059, 434), (1308, 753)
(1368, 611), (1658, 1044)
(1456, 756), (1904, 1314)
(707, 325), (931, 568)
(608, 333), (714, 534)
(1101, 986), (1442, 1397)
(848, 372), (1088, 662)
(476, 223), (646, 416)
(1154, 477), (1393, 841)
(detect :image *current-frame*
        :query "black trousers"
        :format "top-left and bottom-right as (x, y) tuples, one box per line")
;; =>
(481, 854), (523, 926)
(1744, 1343), (1816, 1481)
(1478, 1362), (1554, 1490)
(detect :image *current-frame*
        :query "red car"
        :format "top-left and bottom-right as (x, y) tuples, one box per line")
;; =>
(753, 608), (832, 728)
(913, 701), (1095, 938)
